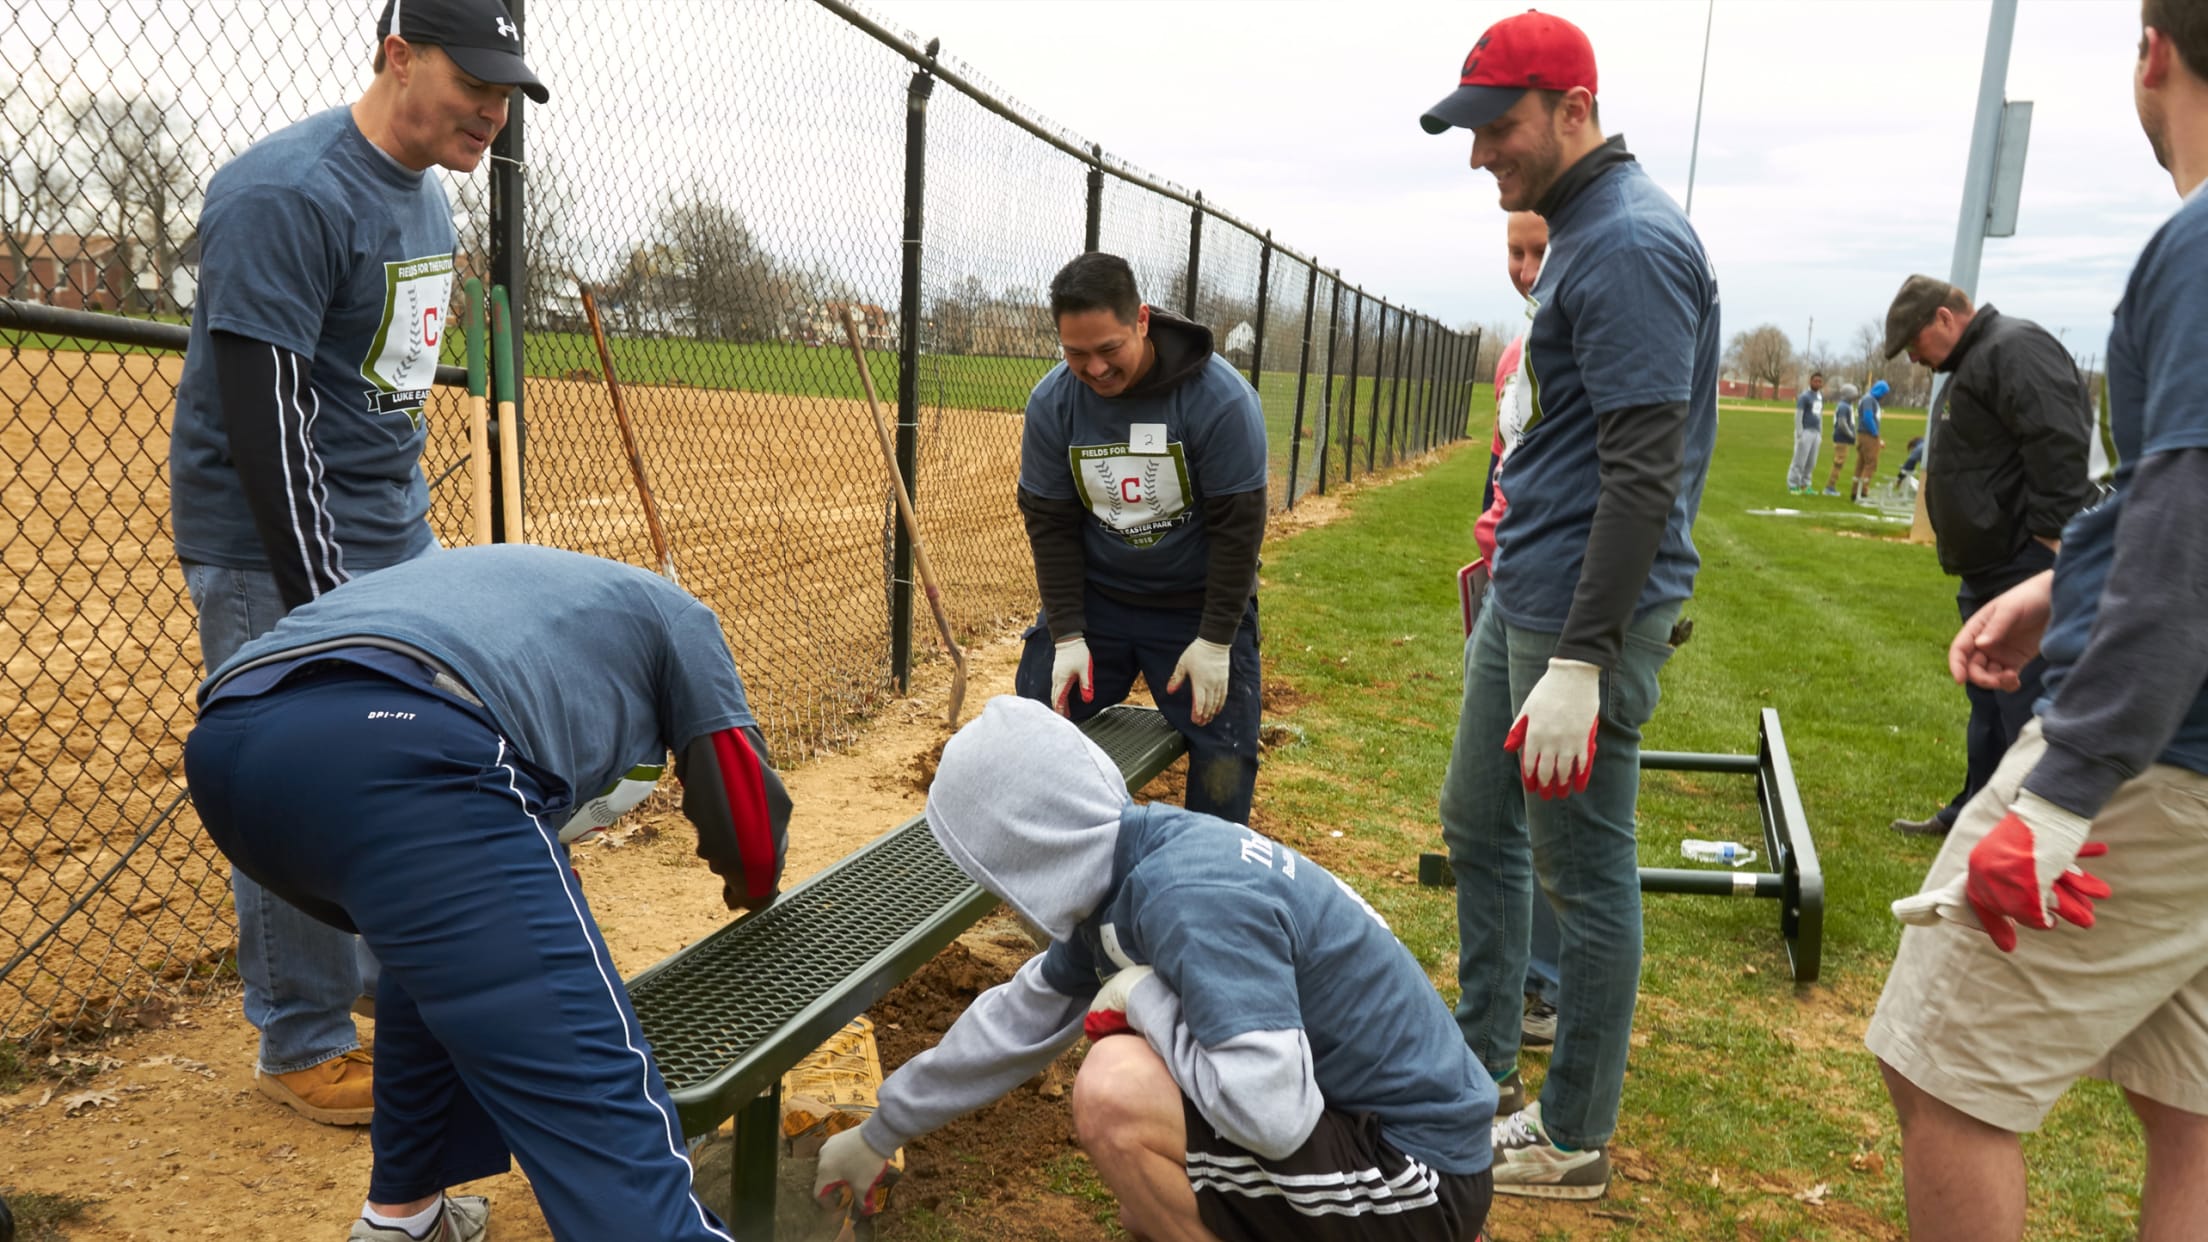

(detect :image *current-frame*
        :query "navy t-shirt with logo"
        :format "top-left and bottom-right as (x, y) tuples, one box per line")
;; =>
(171, 106), (454, 574)
(1018, 354), (1267, 598)
(1490, 160), (1721, 632)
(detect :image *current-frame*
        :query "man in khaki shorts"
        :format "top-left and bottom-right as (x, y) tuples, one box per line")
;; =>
(1866, 5), (2208, 1238)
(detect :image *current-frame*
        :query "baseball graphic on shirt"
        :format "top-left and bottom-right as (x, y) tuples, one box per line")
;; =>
(360, 252), (456, 427)
(1071, 441), (1194, 549)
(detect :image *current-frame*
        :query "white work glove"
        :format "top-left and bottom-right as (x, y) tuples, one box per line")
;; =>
(813, 1125), (897, 1216)
(1503, 658), (1602, 799)
(1166, 639), (1232, 726)
(1050, 634), (1093, 715)
(1083, 965), (1157, 1041)
(1892, 791), (2110, 953)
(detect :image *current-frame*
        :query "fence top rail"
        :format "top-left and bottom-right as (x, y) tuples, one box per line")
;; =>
(2, 298), (473, 388)
(814, 0), (1462, 335)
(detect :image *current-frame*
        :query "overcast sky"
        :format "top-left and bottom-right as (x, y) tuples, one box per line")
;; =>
(871, 0), (2175, 367)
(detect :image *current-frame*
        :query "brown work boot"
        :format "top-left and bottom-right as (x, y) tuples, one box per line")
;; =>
(257, 1049), (373, 1125)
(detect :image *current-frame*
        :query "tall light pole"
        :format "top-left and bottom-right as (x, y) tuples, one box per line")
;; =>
(1684, 0), (1715, 216)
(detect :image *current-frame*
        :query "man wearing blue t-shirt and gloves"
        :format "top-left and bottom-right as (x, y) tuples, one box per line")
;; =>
(186, 546), (788, 1242)
(167, 0), (546, 1126)
(1014, 253), (1270, 825)
(1421, 9), (1719, 1200)
(1871, 8), (2208, 1235)
(1851, 380), (1888, 502)
(815, 697), (1494, 1241)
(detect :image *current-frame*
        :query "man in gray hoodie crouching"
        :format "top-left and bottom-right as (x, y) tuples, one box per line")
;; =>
(814, 696), (1496, 1241)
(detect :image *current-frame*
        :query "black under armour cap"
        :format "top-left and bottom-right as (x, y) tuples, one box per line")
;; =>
(378, 0), (548, 104)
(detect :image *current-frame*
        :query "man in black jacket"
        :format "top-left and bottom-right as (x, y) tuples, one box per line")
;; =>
(1881, 276), (2097, 838)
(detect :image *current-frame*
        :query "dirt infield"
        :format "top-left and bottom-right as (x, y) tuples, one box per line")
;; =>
(0, 345), (1035, 1043)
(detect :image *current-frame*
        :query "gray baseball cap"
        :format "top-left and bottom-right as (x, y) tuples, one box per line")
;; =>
(1883, 274), (1956, 359)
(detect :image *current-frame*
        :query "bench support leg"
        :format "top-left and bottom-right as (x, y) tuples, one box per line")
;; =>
(732, 1084), (781, 1240)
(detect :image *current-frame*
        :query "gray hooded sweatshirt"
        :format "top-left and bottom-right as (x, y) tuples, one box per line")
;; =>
(863, 697), (1492, 1175)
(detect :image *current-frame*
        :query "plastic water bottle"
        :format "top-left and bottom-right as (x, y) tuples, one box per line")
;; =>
(1681, 839), (1757, 867)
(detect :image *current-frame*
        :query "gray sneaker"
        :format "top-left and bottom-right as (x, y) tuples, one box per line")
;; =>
(1494, 1069), (1525, 1117)
(1522, 996), (1558, 1047)
(1492, 1103), (1609, 1200)
(346, 1195), (488, 1242)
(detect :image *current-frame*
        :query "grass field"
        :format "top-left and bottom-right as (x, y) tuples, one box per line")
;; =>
(1223, 402), (2137, 1239)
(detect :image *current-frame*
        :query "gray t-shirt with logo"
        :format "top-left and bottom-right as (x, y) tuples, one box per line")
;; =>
(201, 545), (756, 816)
(1018, 354), (1268, 598)
(170, 106), (454, 574)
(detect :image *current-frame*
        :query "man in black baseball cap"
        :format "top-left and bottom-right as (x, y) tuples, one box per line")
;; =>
(378, 0), (547, 105)
(165, 0), (550, 1158)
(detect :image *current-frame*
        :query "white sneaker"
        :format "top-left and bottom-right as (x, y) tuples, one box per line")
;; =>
(1521, 996), (1558, 1046)
(1491, 1103), (1609, 1200)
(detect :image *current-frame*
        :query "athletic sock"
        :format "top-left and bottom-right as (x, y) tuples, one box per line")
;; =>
(361, 1195), (444, 1238)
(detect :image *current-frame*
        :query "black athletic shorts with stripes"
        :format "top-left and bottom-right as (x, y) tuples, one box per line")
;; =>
(1181, 1096), (1492, 1242)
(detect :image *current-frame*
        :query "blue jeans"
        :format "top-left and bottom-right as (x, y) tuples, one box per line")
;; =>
(1014, 588), (1261, 825)
(1438, 600), (1677, 1150)
(1938, 565), (2053, 827)
(1526, 891), (1561, 1006)
(183, 562), (375, 1073)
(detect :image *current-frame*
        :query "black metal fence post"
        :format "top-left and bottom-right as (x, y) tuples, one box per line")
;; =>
(1367, 302), (1388, 472)
(1183, 192), (1203, 317)
(1284, 261), (1319, 507)
(1419, 319), (1438, 452)
(1315, 274), (1342, 494)
(1466, 327), (1484, 440)
(1084, 143), (1103, 252)
(1447, 330), (1465, 441)
(891, 59), (935, 693)
(486, 0), (526, 541)
(1342, 289), (1364, 484)
(1246, 232), (1271, 391)
(1385, 310), (1407, 465)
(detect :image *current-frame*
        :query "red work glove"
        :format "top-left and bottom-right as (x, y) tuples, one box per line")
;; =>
(1503, 659), (1601, 799)
(1892, 791), (2111, 953)
(1083, 965), (1157, 1041)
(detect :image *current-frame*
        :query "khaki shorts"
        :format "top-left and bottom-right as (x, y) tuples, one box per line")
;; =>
(1866, 718), (2208, 1132)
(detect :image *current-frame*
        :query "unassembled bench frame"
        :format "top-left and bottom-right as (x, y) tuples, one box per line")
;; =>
(626, 704), (1191, 1240)
(1416, 708), (1824, 984)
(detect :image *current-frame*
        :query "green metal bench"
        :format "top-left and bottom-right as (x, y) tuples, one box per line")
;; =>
(625, 704), (1190, 1240)
(1417, 709), (1824, 983)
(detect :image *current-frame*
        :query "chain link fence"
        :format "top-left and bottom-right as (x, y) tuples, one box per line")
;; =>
(1, 0), (1478, 1049)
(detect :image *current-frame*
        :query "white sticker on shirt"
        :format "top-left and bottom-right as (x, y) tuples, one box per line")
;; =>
(359, 252), (455, 430)
(558, 762), (664, 844)
(1070, 442), (1195, 548)
(1127, 423), (1168, 453)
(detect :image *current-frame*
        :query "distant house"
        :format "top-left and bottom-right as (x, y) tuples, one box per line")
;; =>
(2, 232), (128, 310)
(798, 300), (894, 350)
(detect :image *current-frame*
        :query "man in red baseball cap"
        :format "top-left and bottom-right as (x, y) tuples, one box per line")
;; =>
(1424, 8), (1722, 1204)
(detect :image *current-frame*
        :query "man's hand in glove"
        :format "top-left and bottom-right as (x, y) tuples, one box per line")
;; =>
(1891, 791), (2111, 952)
(1167, 639), (1232, 726)
(1504, 658), (1602, 800)
(1051, 635), (1093, 716)
(814, 1126), (898, 1216)
(1084, 965), (1158, 1041)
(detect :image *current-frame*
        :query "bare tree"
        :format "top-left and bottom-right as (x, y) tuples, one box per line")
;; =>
(71, 90), (206, 314)
(1726, 324), (1794, 398)
(654, 190), (786, 342)
(2, 78), (82, 302)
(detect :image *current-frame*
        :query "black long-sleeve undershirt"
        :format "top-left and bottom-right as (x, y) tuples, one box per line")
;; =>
(210, 329), (350, 612)
(1553, 398), (1691, 669)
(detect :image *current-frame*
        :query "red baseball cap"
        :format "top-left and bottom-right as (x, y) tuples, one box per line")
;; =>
(1420, 10), (1597, 134)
